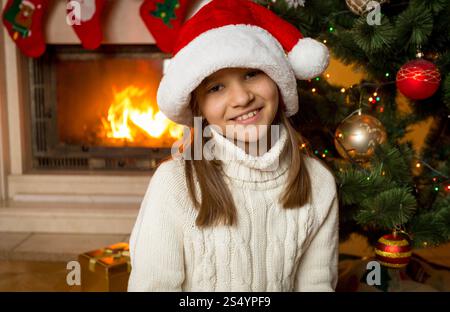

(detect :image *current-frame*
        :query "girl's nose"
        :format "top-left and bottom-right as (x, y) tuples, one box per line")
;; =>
(228, 82), (255, 107)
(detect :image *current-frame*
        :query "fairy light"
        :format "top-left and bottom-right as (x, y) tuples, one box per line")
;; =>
(373, 92), (378, 97)
(326, 74), (330, 78)
(323, 39), (327, 43)
(446, 184), (450, 192)
(301, 143), (306, 149)
(340, 88), (346, 93)
(385, 72), (390, 77)
(368, 97), (374, 102)
(416, 163), (421, 168)
(322, 153), (326, 158)
(314, 150), (319, 155)
(434, 186), (439, 192)
(432, 177), (437, 182)
(328, 26), (334, 32)
(376, 97), (381, 101)
(379, 106), (384, 113)
(315, 77), (320, 81)
(312, 88), (317, 93)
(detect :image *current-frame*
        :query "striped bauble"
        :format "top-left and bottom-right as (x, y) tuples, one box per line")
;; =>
(374, 232), (412, 268)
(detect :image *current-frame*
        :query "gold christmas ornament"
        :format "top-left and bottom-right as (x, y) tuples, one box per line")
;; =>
(334, 113), (387, 161)
(345, 0), (387, 15)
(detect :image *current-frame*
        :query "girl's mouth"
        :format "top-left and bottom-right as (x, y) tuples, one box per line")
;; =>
(231, 108), (263, 125)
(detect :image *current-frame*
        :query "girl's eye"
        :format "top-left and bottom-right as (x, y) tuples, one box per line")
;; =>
(207, 84), (223, 93)
(245, 70), (260, 79)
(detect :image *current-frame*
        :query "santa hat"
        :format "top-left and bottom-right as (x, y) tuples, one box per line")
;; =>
(146, 0), (329, 127)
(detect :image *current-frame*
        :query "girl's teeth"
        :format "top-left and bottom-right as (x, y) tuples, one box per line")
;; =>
(236, 109), (259, 121)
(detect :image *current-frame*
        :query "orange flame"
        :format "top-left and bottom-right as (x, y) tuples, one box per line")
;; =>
(101, 86), (184, 146)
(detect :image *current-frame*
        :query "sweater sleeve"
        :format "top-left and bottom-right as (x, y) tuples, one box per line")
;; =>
(127, 161), (186, 292)
(294, 159), (339, 292)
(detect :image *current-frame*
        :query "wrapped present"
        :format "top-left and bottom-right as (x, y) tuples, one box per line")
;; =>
(79, 242), (131, 292)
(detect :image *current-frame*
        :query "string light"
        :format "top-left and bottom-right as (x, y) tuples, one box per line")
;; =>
(416, 163), (421, 168)
(328, 26), (334, 32)
(446, 185), (450, 192)
(312, 88), (317, 93)
(385, 72), (390, 77)
(315, 77), (320, 81)
(326, 74), (330, 78)
(323, 39), (327, 43)
(340, 88), (346, 93)
(373, 92), (378, 97)
(322, 153), (326, 158)
(434, 186), (439, 192)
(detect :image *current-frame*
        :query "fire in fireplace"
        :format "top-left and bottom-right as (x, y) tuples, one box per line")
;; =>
(29, 45), (184, 170)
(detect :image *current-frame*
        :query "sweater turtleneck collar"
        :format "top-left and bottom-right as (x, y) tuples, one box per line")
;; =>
(209, 124), (291, 190)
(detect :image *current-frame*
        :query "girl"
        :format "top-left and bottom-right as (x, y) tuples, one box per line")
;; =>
(128, 0), (338, 292)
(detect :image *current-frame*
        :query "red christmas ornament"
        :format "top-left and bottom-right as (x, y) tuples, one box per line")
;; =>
(374, 232), (412, 268)
(396, 59), (441, 100)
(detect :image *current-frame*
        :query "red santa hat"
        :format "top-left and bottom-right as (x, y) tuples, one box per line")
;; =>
(150, 0), (329, 127)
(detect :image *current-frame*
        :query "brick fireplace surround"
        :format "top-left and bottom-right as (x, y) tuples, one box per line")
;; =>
(0, 0), (179, 234)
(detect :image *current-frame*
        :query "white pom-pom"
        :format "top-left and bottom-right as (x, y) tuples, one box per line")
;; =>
(288, 37), (330, 80)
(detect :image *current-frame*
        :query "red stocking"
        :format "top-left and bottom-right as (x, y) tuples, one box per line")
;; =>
(2, 0), (47, 58)
(140, 0), (193, 53)
(67, 0), (106, 50)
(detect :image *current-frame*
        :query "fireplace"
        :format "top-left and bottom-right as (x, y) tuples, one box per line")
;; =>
(28, 45), (184, 171)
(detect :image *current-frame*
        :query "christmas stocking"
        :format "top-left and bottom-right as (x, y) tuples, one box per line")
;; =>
(67, 0), (106, 50)
(2, 0), (47, 58)
(140, 0), (193, 53)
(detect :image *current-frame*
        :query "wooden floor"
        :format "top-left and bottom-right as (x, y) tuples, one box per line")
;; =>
(0, 260), (81, 292)
(0, 232), (449, 292)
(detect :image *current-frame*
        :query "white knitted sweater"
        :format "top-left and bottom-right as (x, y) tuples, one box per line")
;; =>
(128, 125), (339, 292)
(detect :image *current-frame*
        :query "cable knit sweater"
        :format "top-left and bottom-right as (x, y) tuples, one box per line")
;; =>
(127, 125), (339, 292)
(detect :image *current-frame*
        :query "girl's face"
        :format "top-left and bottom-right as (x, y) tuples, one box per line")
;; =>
(193, 67), (279, 143)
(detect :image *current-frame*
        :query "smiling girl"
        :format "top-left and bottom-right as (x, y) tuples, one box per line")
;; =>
(128, 0), (339, 292)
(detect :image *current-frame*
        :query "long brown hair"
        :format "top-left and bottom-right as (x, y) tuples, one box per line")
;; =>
(180, 97), (312, 228)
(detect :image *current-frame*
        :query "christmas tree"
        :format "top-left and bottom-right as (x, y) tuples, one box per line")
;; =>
(256, 0), (450, 253)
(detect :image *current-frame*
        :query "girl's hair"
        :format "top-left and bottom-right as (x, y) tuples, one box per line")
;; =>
(179, 92), (312, 228)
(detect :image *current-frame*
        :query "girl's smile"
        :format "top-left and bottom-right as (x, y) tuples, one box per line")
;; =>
(228, 107), (263, 124)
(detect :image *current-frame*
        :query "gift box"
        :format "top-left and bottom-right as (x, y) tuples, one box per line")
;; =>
(79, 242), (131, 292)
